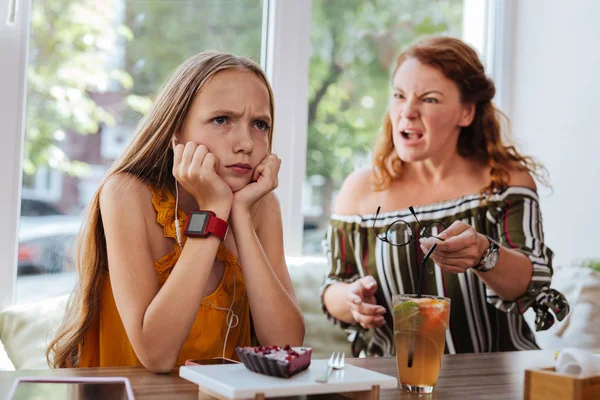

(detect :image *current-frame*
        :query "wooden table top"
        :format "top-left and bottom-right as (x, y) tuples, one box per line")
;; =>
(0, 350), (556, 399)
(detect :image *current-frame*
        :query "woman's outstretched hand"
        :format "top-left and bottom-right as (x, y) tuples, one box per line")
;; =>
(419, 221), (490, 273)
(172, 141), (233, 217)
(346, 276), (387, 329)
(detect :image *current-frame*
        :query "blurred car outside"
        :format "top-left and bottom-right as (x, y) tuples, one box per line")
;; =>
(18, 199), (81, 276)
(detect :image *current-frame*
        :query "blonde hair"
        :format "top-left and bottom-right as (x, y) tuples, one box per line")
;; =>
(46, 52), (275, 368)
(372, 36), (546, 192)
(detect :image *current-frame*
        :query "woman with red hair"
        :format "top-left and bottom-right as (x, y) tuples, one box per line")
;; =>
(321, 36), (568, 356)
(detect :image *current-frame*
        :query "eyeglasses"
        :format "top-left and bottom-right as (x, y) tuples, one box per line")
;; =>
(373, 206), (448, 247)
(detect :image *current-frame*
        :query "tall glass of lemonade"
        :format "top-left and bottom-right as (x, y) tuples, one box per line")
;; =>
(392, 294), (450, 393)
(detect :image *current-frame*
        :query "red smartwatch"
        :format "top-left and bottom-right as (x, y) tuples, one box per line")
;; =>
(183, 211), (228, 241)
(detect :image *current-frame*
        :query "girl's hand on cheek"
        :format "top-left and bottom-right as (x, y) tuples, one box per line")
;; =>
(232, 153), (281, 215)
(172, 141), (233, 217)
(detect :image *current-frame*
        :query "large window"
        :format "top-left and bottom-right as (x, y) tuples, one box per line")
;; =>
(12, 0), (264, 304)
(1, 0), (498, 306)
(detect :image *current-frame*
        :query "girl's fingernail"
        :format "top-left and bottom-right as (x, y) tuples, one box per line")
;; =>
(354, 299), (362, 305)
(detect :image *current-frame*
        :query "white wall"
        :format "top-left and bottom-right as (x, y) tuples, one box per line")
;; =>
(509, 0), (600, 267)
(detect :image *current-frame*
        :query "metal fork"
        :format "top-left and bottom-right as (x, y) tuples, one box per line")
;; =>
(316, 352), (345, 383)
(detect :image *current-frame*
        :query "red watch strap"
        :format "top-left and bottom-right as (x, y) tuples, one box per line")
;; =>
(206, 213), (228, 241)
(184, 211), (228, 241)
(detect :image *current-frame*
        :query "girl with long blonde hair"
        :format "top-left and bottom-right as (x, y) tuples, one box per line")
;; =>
(47, 52), (305, 372)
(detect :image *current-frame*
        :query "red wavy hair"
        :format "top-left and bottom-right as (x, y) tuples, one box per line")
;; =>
(372, 36), (547, 192)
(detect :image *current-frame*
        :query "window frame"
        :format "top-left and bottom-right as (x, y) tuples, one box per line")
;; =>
(0, 0), (30, 308)
(0, 0), (505, 307)
(486, 0), (516, 115)
(264, 0), (312, 255)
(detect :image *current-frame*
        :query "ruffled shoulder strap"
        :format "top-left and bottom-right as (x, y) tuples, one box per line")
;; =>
(149, 184), (186, 242)
(147, 184), (239, 273)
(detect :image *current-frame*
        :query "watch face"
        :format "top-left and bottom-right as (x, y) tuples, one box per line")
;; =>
(187, 212), (209, 234)
(484, 250), (500, 270)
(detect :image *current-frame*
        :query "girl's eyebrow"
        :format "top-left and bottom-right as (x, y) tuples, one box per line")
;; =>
(253, 113), (272, 124)
(207, 108), (242, 118)
(207, 109), (272, 124)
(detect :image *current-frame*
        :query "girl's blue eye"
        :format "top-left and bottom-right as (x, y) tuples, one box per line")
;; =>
(424, 98), (439, 104)
(213, 116), (228, 125)
(254, 121), (270, 131)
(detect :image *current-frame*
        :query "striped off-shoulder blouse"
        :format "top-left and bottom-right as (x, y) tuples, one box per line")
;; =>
(320, 186), (569, 356)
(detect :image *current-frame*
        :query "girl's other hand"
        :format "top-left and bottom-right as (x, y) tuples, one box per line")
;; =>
(231, 153), (281, 215)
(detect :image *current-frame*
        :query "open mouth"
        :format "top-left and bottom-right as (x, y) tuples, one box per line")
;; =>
(399, 130), (424, 146)
(401, 130), (424, 140)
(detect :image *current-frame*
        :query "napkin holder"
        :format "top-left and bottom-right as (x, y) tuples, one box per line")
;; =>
(524, 367), (600, 400)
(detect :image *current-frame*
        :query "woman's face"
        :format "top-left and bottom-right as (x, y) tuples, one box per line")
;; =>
(389, 58), (474, 163)
(178, 68), (272, 192)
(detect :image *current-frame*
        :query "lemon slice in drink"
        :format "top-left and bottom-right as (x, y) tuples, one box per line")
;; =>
(393, 301), (420, 322)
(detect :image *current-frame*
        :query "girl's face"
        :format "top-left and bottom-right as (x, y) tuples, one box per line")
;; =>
(389, 58), (474, 163)
(177, 69), (272, 192)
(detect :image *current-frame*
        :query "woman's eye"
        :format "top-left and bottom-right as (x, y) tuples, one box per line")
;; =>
(423, 98), (439, 104)
(393, 93), (405, 100)
(254, 120), (270, 131)
(212, 116), (228, 125)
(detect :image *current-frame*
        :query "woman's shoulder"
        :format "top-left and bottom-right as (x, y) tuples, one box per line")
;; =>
(329, 165), (540, 223)
(334, 167), (376, 215)
(488, 165), (540, 204)
(506, 167), (537, 191)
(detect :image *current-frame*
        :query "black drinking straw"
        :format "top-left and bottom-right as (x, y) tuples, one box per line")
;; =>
(407, 242), (437, 368)
(417, 243), (437, 298)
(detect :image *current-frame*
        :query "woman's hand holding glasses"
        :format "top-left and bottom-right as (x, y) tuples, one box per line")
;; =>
(419, 221), (490, 274)
(346, 276), (387, 329)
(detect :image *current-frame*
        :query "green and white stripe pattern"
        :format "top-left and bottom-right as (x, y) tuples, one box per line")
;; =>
(320, 186), (569, 356)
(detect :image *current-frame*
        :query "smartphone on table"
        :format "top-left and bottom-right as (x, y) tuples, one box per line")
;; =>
(8, 377), (135, 400)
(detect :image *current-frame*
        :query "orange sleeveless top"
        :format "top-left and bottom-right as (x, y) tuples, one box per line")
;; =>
(79, 185), (250, 367)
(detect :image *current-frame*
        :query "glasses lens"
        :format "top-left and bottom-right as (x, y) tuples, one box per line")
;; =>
(385, 220), (412, 246)
(420, 220), (447, 239)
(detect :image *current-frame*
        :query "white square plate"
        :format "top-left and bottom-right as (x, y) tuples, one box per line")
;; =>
(180, 359), (398, 399)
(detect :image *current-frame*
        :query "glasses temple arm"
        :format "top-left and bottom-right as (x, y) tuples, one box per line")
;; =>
(373, 206), (384, 239)
(408, 206), (423, 230)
